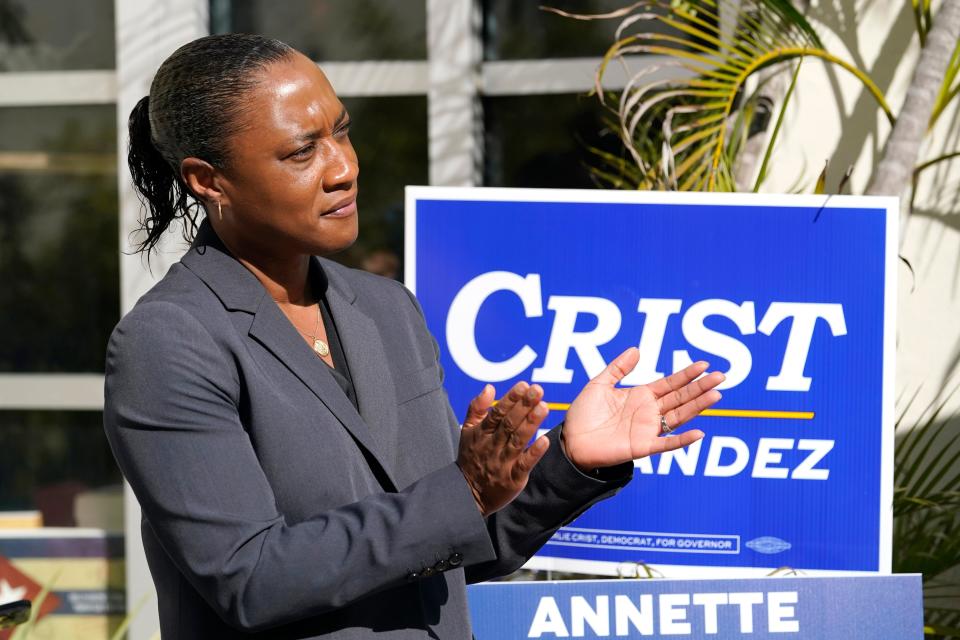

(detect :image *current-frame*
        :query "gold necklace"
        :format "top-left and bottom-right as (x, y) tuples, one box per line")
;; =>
(295, 303), (330, 358)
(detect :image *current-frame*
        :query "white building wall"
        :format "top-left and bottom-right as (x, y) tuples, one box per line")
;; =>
(764, 0), (960, 422)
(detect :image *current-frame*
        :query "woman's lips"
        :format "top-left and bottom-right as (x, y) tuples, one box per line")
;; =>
(321, 198), (357, 217)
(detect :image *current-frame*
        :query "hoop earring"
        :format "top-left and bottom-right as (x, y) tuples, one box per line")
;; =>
(217, 200), (223, 221)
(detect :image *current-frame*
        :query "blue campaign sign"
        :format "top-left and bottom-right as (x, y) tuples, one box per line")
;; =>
(406, 187), (897, 574)
(467, 575), (923, 639)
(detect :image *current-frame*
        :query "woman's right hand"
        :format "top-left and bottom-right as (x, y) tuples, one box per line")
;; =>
(456, 382), (550, 517)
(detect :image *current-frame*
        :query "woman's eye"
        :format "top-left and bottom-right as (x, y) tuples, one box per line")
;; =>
(290, 144), (315, 160)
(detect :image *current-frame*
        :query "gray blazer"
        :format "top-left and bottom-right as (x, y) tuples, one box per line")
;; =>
(104, 222), (631, 638)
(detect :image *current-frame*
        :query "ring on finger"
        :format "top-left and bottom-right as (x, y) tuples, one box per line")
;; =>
(660, 414), (675, 435)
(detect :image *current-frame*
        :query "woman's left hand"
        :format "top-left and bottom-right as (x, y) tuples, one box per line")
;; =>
(562, 347), (725, 472)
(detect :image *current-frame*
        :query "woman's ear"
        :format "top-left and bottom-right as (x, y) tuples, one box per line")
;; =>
(180, 157), (224, 205)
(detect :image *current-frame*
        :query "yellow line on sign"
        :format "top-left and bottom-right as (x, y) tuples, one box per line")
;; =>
(543, 403), (814, 420)
(702, 408), (815, 420)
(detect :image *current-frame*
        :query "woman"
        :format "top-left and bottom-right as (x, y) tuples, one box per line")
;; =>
(104, 34), (722, 639)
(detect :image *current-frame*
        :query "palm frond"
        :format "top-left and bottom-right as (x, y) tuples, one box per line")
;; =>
(895, 379), (960, 504)
(753, 57), (802, 191)
(585, 111), (663, 189)
(893, 383), (960, 634)
(564, 0), (893, 191)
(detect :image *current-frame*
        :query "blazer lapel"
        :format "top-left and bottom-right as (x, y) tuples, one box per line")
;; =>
(321, 262), (401, 483)
(181, 222), (399, 491)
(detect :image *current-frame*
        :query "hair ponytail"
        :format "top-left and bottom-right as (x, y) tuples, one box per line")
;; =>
(127, 95), (201, 254)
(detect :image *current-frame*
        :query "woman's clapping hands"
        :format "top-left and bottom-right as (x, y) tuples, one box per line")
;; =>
(456, 348), (725, 515)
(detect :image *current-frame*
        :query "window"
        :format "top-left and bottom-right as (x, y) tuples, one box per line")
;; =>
(0, 0), (116, 71)
(0, 105), (119, 373)
(0, 411), (122, 529)
(483, 0), (625, 60)
(483, 93), (620, 189)
(210, 0), (427, 60)
(338, 96), (427, 279)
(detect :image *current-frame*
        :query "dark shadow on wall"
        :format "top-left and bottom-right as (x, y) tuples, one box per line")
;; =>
(807, 0), (917, 195)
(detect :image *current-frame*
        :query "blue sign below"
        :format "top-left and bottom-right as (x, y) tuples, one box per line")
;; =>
(467, 575), (922, 639)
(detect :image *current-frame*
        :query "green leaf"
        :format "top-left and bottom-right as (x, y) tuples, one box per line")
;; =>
(757, 0), (824, 47)
(754, 57), (803, 192)
(110, 592), (153, 640)
(814, 160), (828, 194)
(837, 165), (854, 194)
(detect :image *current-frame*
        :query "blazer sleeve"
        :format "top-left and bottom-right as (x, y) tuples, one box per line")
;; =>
(464, 423), (633, 583)
(395, 283), (634, 583)
(103, 300), (497, 632)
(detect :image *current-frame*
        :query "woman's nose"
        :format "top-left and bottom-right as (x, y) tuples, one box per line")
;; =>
(321, 139), (358, 191)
